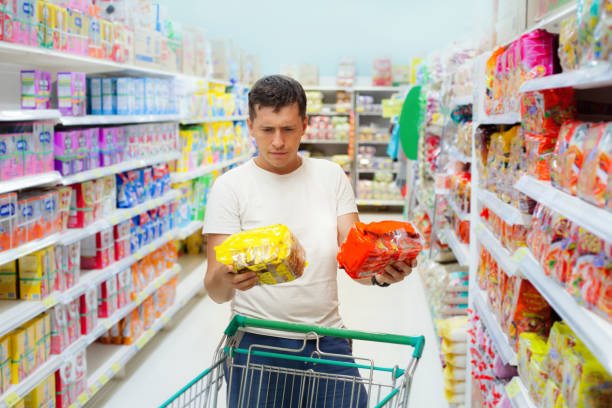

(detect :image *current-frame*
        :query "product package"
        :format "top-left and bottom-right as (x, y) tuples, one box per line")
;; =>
(56, 72), (86, 116)
(215, 225), (307, 285)
(338, 221), (423, 280)
(79, 287), (98, 335)
(98, 276), (117, 318)
(577, 122), (612, 207)
(81, 227), (115, 270)
(20, 70), (51, 110)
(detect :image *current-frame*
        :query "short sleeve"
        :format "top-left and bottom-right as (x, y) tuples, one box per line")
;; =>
(202, 176), (242, 235)
(335, 165), (358, 217)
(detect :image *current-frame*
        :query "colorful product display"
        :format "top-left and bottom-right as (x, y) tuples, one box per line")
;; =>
(55, 349), (87, 408)
(304, 116), (350, 141)
(0, 121), (55, 182)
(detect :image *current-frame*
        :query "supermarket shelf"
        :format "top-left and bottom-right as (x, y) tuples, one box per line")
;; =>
(519, 64), (612, 92)
(0, 233), (62, 271)
(515, 247), (612, 375)
(0, 264), (181, 408)
(81, 263), (206, 407)
(477, 188), (531, 226)
(303, 85), (353, 92)
(357, 140), (390, 145)
(306, 111), (351, 116)
(478, 112), (521, 125)
(60, 152), (181, 185)
(354, 86), (400, 92)
(357, 111), (385, 117)
(0, 171), (62, 194)
(447, 147), (471, 163)
(447, 199), (469, 222)
(506, 377), (537, 408)
(59, 114), (182, 126)
(356, 199), (404, 206)
(0, 109), (61, 122)
(175, 221), (203, 240)
(0, 228), (179, 340)
(60, 190), (180, 245)
(300, 139), (349, 145)
(531, 2), (577, 32)
(180, 115), (248, 125)
(440, 228), (469, 266)
(449, 96), (473, 110)
(473, 289), (518, 365)
(474, 222), (520, 277)
(170, 153), (252, 183)
(515, 175), (612, 242)
(358, 169), (398, 174)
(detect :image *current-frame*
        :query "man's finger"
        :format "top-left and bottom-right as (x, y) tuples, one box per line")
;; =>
(393, 261), (412, 275)
(236, 276), (259, 291)
(411, 259), (418, 268)
(383, 265), (404, 281)
(232, 271), (258, 284)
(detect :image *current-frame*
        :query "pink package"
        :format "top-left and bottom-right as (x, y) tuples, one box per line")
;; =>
(0, 132), (21, 181)
(81, 227), (115, 270)
(56, 72), (86, 116)
(79, 287), (98, 335)
(66, 8), (87, 56)
(98, 276), (117, 318)
(50, 304), (68, 355)
(54, 130), (75, 176)
(99, 127), (116, 166)
(32, 122), (54, 173)
(52, 245), (66, 293)
(72, 130), (87, 174)
(73, 349), (87, 397)
(114, 220), (130, 261)
(65, 241), (80, 289)
(66, 298), (81, 345)
(116, 268), (132, 309)
(114, 126), (126, 163)
(372, 58), (392, 86)
(518, 29), (555, 84)
(55, 357), (75, 408)
(11, 0), (37, 46)
(20, 131), (37, 176)
(21, 70), (52, 110)
(85, 127), (100, 171)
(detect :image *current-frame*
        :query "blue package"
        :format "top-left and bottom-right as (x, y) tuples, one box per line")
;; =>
(144, 78), (156, 114)
(102, 78), (117, 115)
(116, 170), (141, 208)
(87, 78), (103, 115)
(134, 79), (145, 115)
(116, 78), (132, 115)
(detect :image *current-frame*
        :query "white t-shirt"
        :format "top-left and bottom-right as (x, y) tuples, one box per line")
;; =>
(203, 157), (357, 334)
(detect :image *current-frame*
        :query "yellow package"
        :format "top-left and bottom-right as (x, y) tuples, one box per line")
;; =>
(0, 335), (10, 393)
(555, 392), (569, 408)
(34, 314), (51, 367)
(436, 316), (468, 342)
(528, 354), (549, 406)
(10, 328), (27, 384)
(518, 332), (548, 386)
(0, 261), (18, 300)
(215, 225), (307, 285)
(12, 399), (24, 408)
(561, 345), (590, 407)
(542, 379), (561, 408)
(444, 353), (467, 369)
(19, 248), (51, 300)
(577, 355), (612, 408)
(24, 372), (55, 408)
(442, 364), (466, 382)
(21, 323), (36, 376)
(545, 321), (579, 385)
(440, 338), (466, 355)
(443, 379), (465, 394)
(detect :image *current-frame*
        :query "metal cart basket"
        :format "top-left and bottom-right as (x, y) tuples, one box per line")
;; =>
(160, 314), (425, 408)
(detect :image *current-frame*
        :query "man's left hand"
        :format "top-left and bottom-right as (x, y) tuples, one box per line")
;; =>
(373, 259), (417, 285)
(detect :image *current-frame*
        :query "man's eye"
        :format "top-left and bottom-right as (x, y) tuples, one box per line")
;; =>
(283, 128), (295, 132)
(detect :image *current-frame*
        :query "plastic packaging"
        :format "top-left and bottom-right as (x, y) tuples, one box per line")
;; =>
(215, 225), (307, 285)
(337, 221), (422, 280)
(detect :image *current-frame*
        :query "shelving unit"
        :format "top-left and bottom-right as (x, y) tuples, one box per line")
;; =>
(506, 377), (537, 408)
(514, 247), (612, 374)
(0, 172), (62, 194)
(440, 228), (470, 266)
(472, 289), (517, 365)
(474, 223), (520, 277)
(477, 188), (531, 226)
(180, 115), (248, 125)
(519, 63), (612, 92)
(299, 140), (349, 145)
(0, 109), (61, 122)
(515, 176), (612, 242)
(170, 152), (253, 183)
(478, 112), (521, 125)
(355, 199), (404, 206)
(59, 114), (183, 126)
(447, 199), (469, 222)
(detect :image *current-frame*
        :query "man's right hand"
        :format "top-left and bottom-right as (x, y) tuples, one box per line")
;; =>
(219, 265), (259, 291)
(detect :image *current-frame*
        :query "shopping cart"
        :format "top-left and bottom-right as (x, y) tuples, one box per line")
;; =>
(160, 314), (425, 408)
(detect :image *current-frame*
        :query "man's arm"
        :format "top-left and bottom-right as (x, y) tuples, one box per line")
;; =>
(204, 233), (259, 304)
(337, 213), (415, 286)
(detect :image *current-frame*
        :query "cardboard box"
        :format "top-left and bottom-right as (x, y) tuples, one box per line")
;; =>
(134, 28), (160, 69)
(0, 261), (18, 300)
(56, 72), (87, 116)
(0, 335), (10, 393)
(10, 328), (27, 384)
(24, 372), (55, 408)
(19, 248), (52, 301)
(21, 70), (51, 110)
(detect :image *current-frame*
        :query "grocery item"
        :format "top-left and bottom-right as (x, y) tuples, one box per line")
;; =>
(337, 221), (422, 280)
(215, 225), (307, 285)
(577, 122), (612, 207)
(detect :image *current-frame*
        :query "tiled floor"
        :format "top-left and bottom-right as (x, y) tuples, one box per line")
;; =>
(89, 212), (448, 408)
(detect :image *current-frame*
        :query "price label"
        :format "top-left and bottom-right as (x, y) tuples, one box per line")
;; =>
(109, 214), (120, 225)
(505, 379), (521, 399)
(162, 315), (169, 324)
(93, 169), (104, 178)
(111, 362), (121, 373)
(475, 223), (485, 233)
(4, 392), (20, 407)
(137, 293), (145, 304)
(99, 374), (109, 385)
(154, 280), (162, 289)
(135, 250), (144, 261)
(68, 404), (78, 408)
(77, 393), (89, 405)
(43, 296), (58, 308)
(511, 248), (528, 264)
(136, 335), (148, 349)
(104, 320), (113, 330)
(89, 384), (99, 395)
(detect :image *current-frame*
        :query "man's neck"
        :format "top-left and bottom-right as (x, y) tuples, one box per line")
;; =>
(254, 155), (302, 175)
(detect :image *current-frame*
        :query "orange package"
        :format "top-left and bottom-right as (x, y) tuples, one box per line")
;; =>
(525, 133), (557, 181)
(577, 123), (612, 207)
(597, 244), (612, 321)
(337, 221), (423, 280)
(507, 278), (554, 349)
(567, 227), (606, 309)
(120, 309), (143, 345)
(143, 297), (154, 330)
(131, 262), (143, 297)
(550, 121), (584, 189)
(560, 122), (591, 195)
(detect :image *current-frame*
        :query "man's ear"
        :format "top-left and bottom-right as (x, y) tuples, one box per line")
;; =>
(302, 116), (308, 131)
(247, 117), (254, 134)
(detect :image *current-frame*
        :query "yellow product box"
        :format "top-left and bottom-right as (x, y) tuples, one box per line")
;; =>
(0, 261), (18, 300)
(24, 372), (55, 408)
(19, 248), (52, 300)
(51, 4), (68, 52)
(13, 399), (25, 408)
(21, 322), (36, 376)
(10, 328), (27, 384)
(0, 335), (10, 393)
(34, 314), (51, 367)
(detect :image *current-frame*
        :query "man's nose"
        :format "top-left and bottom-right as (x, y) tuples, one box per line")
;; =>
(271, 131), (284, 149)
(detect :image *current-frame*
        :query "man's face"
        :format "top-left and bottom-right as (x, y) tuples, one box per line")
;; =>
(248, 103), (307, 174)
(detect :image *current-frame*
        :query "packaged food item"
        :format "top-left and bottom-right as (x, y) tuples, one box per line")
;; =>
(0, 261), (18, 299)
(98, 276), (117, 318)
(215, 225), (307, 285)
(507, 278), (554, 348)
(50, 304), (68, 355)
(79, 288), (97, 335)
(560, 122), (592, 195)
(68, 181), (95, 228)
(559, 15), (579, 71)
(65, 298), (80, 345)
(567, 227), (606, 309)
(577, 0), (612, 66)
(517, 332), (548, 384)
(577, 122), (612, 207)
(337, 221), (422, 280)
(20, 70), (51, 110)
(56, 72), (86, 117)
(543, 321), (579, 386)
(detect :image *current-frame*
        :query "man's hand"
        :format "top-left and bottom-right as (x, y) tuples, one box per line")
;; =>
(220, 265), (260, 291)
(373, 259), (417, 286)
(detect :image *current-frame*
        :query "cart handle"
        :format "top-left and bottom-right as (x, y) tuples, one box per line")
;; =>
(225, 315), (425, 359)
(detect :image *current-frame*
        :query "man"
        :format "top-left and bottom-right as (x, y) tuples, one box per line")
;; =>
(203, 75), (413, 406)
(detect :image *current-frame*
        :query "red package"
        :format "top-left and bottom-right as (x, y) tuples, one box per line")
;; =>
(81, 228), (115, 270)
(66, 299), (80, 345)
(68, 181), (95, 228)
(337, 221), (423, 279)
(577, 123), (612, 207)
(55, 358), (75, 408)
(597, 244), (612, 321)
(550, 121), (584, 189)
(98, 276), (118, 318)
(50, 304), (68, 355)
(74, 349), (87, 397)
(116, 268), (132, 309)
(79, 288), (97, 335)
(525, 133), (557, 181)
(560, 122), (591, 195)
(520, 88), (576, 138)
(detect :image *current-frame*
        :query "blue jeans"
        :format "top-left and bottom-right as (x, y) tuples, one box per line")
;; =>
(224, 332), (368, 407)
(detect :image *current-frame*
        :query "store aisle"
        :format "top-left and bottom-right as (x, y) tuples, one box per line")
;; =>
(90, 212), (447, 408)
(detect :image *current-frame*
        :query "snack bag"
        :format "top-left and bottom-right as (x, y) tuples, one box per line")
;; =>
(337, 221), (422, 280)
(544, 321), (580, 386)
(560, 122), (592, 195)
(567, 227), (606, 308)
(507, 278), (553, 348)
(577, 123), (612, 207)
(215, 225), (307, 285)
(577, 0), (612, 66)
(517, 332), (547, 384)
(551, 121), (585, 189)
(559, 15), (579, 71)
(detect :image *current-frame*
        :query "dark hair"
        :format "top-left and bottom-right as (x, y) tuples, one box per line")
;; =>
(248, 75), (307, 121)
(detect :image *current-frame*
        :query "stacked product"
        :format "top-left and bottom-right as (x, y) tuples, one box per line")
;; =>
(447, 171), (471, 244)
(437, 316), (469, 406)
(304, 116), (350, 141)
(305, 92), (323, 114)
(181, 82), (248, 120)
(419, 260), (469, 318)
(55, 349), (87, 408)
(358, 125), (390, 143)
(0, 121), (55, 181)
(356, 96), (381, 114)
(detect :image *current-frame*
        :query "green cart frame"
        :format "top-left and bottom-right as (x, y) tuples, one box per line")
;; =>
(160, 315), (425, 408)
